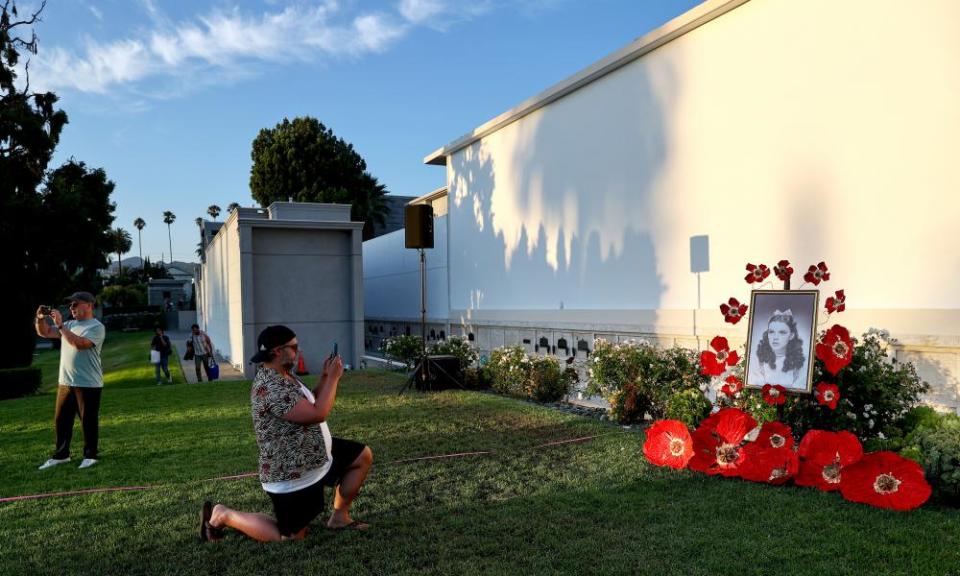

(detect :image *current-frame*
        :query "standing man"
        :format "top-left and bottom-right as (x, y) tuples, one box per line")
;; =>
(187, 324), (214, 382)
(36, 292), (106, 470)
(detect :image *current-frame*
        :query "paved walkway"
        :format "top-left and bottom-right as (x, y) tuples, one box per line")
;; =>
(167, 330), (246, 383)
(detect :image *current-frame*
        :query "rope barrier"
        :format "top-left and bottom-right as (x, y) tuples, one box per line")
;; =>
(0, 431), (616, 504)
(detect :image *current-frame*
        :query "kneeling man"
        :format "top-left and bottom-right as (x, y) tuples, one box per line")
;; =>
(201, 325), (373, 541)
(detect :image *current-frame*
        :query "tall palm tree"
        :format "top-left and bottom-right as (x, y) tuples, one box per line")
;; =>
(162, 211), (176, 263)
(111, 228), (133, 278)
(133, 217), (145, 267)
(227, 202), (240, 213)
(207, 204), (221, 220)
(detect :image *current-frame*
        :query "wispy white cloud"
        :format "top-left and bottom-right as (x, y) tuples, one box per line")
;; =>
(87, 4), (103, 22)
(30, 1), (408, 95)
(28, 0), (544, 97)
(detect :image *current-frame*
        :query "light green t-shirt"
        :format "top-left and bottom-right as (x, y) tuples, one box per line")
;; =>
(58, 318), (106, 388)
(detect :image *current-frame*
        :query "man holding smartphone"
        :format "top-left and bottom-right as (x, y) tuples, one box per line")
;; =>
(35, 291), (106, 470)
(200, 325), (373, 542)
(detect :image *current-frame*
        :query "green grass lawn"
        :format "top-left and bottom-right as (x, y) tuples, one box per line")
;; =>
(1, 366), (959, 575)
(32, 331), (186, 393)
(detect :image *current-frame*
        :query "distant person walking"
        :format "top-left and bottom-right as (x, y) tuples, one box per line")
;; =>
(151, 327), (173, 384)
(187, 324), (214, 382)
(35, 292), (106, 470)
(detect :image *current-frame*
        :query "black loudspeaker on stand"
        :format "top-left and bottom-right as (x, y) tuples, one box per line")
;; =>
(399, 203), (464, 393)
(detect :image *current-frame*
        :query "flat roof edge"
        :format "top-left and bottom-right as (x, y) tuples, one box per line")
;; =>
(422, 0), (750, 165)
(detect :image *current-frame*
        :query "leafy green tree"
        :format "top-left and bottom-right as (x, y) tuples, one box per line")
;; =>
(207, 204), (221, 220)
(133, 217), (145, 264)
(1, 1), (71, 368)
(249, 116), (389, 240)
(111, 227), (132, 277)
(162, 210), (175, 263)
(227, 202), (240, 213)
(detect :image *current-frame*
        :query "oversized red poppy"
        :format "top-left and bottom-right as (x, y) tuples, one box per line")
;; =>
(803, 261), (830, 285)
(814, 382), (840, 410)
(816, 324), (854, 375)
(720, 298), (748, 325)
(745, 263), (771, 284)
(773, 260), (793, 282)
(762, 384), (787, 405)
(753, 421), (795, 450)
(825, 289), (846, 314)
(795, 430), (863, 491)
(740, 446), (799, 485)
(720, 375), (743, 397)
(688, 408), (757, 477)
(839, 451), (932, 511)
(643, 419), (694, 470)
(699, 336), (740, 376)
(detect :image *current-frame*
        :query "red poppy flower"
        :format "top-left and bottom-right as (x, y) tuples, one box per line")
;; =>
(840, 451), (932, 511)
(643, 419), (694, 470)
(795, 430), (863, 491)
(720, 298), (748, 325)
(803, 261), (830, 285)
(816, 324), (854, 375)
(688, 408), (757, 477)
(825, 289), (846, 314)
(773, 260), (793, 282)
(744, 263), (771, 284)
(740, 446), (799, 485)
(753, 421), (795, 450)
(814, 382), (840, 410)
(720, 375), (743, 397)
(762, 384), (787, 405)
(699, 336), (740, 376)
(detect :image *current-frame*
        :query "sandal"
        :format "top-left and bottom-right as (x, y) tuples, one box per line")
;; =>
(199, 501), (225, 542)
(328, 519), (371, 531)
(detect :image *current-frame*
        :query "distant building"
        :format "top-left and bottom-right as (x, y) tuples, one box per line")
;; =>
(369, 195), (417, 240)
(197, 202), (365, 377)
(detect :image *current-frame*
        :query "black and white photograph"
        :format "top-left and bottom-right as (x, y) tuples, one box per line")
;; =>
(744, 290), (820, 394)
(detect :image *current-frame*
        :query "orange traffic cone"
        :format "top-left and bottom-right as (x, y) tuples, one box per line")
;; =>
(296, 354), (309, 375)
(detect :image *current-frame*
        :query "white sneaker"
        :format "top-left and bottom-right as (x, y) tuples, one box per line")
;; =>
(78, 458), (98, 469)
(38, 458), (71, 470)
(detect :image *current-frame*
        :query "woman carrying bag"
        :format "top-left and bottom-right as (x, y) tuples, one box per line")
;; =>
(151, 327), (173, 385)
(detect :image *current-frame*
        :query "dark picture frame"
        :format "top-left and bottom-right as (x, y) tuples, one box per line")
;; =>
(743, 290), (820, 394)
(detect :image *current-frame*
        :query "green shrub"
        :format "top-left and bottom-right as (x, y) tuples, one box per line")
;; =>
(429, 337), (479, 369)
(0, 367), (42, 400)
(665, 388), (713, 428)
(488, 347), (573, 402)
(586, 339), (709, 425)
(905, 413), (960, 505)
(779, 330), (929, 442)
(101, 312), (164, 331)
(463, 366), (493, 390)
(380, 335), (423, 370)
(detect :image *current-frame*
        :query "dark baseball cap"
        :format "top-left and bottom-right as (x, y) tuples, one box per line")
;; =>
(249, 325), (297, 363)
(64, 291), (96, 304)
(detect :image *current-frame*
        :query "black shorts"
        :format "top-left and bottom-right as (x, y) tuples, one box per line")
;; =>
(266, 437), (367, 536)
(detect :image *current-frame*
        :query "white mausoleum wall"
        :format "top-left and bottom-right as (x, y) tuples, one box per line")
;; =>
(363, 214), (449, 322)
(434, 0), (960, 409)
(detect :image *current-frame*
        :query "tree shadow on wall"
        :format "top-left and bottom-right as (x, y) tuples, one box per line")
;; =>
(448, 57), (680, 313)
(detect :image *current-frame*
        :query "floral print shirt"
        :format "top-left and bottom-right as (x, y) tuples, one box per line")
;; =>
(251, 366), (328, 483)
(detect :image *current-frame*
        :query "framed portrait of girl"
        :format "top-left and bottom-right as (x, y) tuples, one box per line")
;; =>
(744, 290), (820, 394)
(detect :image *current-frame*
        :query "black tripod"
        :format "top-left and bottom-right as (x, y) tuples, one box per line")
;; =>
(399, 248), (464, 394)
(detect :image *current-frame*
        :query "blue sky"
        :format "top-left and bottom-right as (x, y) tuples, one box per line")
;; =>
(27, 0), (703, 263)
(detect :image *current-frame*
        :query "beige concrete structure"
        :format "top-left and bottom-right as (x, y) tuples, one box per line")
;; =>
(198, 202), (364, 378)
(365, 0), (960, 411)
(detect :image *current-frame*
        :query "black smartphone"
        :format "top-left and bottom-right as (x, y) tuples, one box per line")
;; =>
(330, 342), (338, 359)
